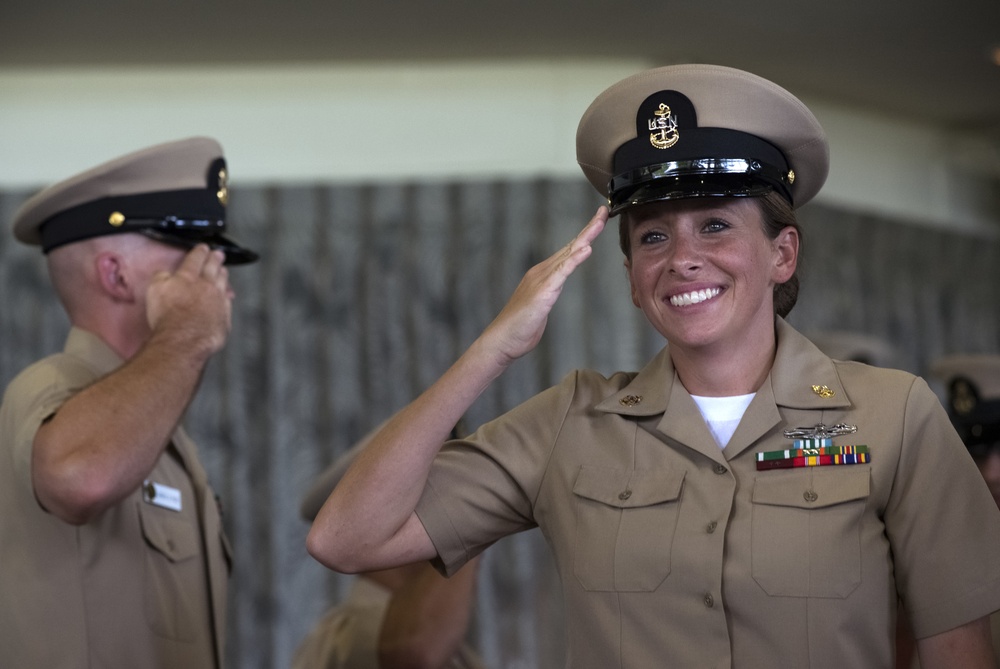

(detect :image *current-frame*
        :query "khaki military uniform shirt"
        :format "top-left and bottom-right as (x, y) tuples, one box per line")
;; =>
(291, 578), (486, 669)
(416, 319), (1000, 668)
(0, 327), (231, 668)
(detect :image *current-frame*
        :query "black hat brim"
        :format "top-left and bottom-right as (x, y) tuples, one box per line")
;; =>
(140, 229), (259, 265)
(610, 172), (777, 216)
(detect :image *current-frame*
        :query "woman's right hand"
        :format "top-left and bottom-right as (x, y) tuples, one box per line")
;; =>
(307, 206), (608, 574)
(481, 205), (608, 364)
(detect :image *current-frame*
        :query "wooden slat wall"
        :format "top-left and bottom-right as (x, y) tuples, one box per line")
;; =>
(1, 179), (998, 668)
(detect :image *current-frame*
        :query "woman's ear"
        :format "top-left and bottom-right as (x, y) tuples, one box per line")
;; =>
(94, 252), (135, 302)
(772, 225), (799, 284)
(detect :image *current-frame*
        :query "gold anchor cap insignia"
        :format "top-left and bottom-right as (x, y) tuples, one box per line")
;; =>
(648, 103), (679, 149)
(811, 384), (835, 398)
(619, 394), (643, 407)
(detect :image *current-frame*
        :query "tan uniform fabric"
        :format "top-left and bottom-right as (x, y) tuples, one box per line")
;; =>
(291, 578), (486, 669)
(0, 327), (231, 668)
(416, 318), (1000, 669)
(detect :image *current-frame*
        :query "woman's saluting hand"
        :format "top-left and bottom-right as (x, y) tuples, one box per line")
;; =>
(308, 206), (608, 573)
(481, 206), (608, 365)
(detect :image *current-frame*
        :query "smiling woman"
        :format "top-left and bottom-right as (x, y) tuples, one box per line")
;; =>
(618, 190), (800, 312)
(306, 64), (1000, 669)
(620, 196), (798, 393)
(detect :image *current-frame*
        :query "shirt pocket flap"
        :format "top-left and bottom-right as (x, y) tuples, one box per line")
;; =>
(573, 466), (685, 509)
(139, 506), (200, 562)
(752, 468), (870, 510)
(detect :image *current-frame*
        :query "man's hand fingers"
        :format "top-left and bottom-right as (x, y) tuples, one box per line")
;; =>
(174, 244), (213, 278)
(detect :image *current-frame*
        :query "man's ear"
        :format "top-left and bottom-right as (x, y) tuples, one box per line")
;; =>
(94, 252), (135, 302)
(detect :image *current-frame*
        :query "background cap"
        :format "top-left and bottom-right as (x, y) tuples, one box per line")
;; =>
(930, 354), (1000, 450)
(576, 64), (829, 214)
(12, 136), (258, 265)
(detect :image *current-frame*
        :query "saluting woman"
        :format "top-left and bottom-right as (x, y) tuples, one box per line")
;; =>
(308, 64), (1000, 668)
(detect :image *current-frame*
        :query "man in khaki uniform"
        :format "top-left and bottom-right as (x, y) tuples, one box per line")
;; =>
(0, 137), (256, 668)
(307, 65), (1000, 667)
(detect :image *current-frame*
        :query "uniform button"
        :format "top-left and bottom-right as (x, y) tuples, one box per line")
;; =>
(713, 463), (728, 475)
(803, 489), (819, 503)
(618, 489), (632, 501)
(706, 521), (718, 534)
(704, 594), (715, 608)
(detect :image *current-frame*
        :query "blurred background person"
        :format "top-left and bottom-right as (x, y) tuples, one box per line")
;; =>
(894, 355), (1000, 668)
(932, 355), (1000, 510)
(294, 423), (485, 669)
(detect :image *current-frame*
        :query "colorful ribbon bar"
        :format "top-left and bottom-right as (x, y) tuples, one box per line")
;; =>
(757, 444), (869, 462)
(791, 438), (833, 449)
(756, 450), (870, 470)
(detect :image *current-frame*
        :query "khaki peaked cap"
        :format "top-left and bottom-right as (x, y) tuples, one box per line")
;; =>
(577, 64), (829, 213)
(12, 136), (257, 264)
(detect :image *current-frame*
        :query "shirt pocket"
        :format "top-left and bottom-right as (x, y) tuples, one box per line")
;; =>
(572, 465), (685, 592)
(138, 503), (202, 640)
(751, 467), (870, 598)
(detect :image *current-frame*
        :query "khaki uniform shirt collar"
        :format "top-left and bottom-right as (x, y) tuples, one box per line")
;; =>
(594, 345), (675, 418)
(768, 317), (852, 411)
(65, 326), (124, 376)
(594, 318), (853, 460)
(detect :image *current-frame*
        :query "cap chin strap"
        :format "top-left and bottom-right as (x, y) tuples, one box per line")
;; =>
(611, 182), (775, 216)
(608, 157), (792, 215)
(119, 215), (225, 232)
(139, 228), (259, 265)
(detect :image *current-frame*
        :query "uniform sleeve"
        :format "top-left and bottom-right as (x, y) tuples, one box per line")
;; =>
(2, 358), (84, 502)
(885, 376), (1000, 638)
(415, 372), (579, 576)
(289, 592), (385, 669)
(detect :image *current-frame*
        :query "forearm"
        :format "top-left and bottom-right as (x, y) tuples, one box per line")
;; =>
(31, 329), (212, 524)
(916, 616), (996, 669)
(378, 558), (481, 669)
(307, 208), (607, 572)
(307, 337), (509, 572)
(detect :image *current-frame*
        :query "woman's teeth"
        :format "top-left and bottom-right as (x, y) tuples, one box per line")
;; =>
(670, 287), (720, 307)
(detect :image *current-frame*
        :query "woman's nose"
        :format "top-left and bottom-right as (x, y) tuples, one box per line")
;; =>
(667, 231), (702, 272)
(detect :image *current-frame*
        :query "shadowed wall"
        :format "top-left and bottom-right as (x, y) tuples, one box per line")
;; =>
(2, 178), (998, 668)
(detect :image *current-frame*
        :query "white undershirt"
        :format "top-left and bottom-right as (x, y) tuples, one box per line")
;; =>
(690, 393), (756, 448)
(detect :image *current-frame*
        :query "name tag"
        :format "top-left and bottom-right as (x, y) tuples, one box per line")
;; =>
(142, 480), (182, 512)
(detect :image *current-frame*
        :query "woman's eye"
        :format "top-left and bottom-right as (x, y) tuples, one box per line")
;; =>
(704, 219), (730, 233)
(638, 230), (666, 245)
